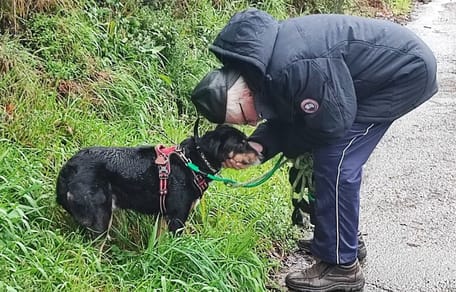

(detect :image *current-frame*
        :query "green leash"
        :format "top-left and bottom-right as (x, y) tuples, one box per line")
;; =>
(186, 154), (288, 188)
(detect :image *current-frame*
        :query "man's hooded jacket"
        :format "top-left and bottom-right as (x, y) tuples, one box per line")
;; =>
(209, 8), (438, 159)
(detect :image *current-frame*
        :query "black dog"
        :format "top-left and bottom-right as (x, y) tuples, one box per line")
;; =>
(56, 124), (260, 234)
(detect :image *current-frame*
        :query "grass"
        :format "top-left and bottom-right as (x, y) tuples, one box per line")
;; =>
(386, 0), (412, 14)
(0, 135), (295, 291)
(0, 0), (413, 290)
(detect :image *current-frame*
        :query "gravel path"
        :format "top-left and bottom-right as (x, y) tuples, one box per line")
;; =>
(361, 0), (456, 291)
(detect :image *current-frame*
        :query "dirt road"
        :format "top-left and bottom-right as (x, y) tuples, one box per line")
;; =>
(361, 0), (456, 291)
(275, 1), (456, 291)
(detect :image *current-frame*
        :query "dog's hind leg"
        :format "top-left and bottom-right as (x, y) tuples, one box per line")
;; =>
(62, 172), (113, 234)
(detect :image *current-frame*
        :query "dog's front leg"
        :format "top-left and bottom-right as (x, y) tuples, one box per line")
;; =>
(166, 198), (194, 235)
(167, 217), (186, 235)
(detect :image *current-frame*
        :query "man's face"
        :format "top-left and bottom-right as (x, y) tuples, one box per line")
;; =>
(225, 89), (260, 126)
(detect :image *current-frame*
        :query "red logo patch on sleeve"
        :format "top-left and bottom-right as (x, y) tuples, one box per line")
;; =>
(300, 98), (319, 114)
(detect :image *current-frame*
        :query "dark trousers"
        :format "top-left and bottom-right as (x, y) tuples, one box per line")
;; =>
(311, 122), (392, 264)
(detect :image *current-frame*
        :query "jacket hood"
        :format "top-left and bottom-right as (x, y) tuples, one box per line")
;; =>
(209, 8), (278, 75)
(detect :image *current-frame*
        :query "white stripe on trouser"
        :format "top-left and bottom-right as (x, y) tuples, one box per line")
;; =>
(335, 123), (374, 264)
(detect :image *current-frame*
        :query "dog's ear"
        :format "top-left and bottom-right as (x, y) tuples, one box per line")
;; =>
(199, 125), (252, 162)
(218, 128), (249, 160)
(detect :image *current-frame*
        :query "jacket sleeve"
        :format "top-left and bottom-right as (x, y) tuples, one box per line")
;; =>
(276, 57), (357, 142)
(248, 120), (284, 162)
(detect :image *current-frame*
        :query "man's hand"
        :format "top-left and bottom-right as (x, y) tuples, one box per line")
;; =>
(222, 141), (263, 169)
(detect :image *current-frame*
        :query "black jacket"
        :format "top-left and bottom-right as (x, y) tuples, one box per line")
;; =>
(210, 8), (438, 159)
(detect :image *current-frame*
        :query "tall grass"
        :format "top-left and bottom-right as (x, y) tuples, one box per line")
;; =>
(0, 0), (413, 290)
(385, 0), (411, 14)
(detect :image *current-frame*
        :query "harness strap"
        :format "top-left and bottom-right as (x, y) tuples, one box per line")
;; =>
(174, 147), (209, 195)
(155, 145), (176, 214)
(154, 145), (210, 215)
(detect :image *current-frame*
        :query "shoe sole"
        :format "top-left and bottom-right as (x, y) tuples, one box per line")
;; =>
(286, 279), (365, 292)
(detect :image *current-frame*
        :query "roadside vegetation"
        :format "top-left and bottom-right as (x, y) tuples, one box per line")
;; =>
(0, 0), (412, 290)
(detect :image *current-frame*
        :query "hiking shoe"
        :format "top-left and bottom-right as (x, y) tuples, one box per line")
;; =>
(285, 259), (365, 292)
(297, 232), (367, 262)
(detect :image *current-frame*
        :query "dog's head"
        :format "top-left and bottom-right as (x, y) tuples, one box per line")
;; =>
(188, 124), (262, 171)
(58, 176), (113, 234)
